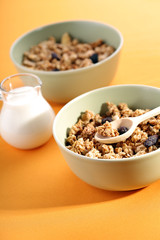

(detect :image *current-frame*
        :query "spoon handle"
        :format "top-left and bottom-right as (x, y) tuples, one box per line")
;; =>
(136, 106), (160, 124)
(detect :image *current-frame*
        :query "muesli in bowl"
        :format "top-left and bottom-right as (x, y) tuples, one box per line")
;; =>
(66, 101), (160, 159)
(22, 33), (115, 72)
(53, 85), (160, 190)
(10, 20), (123, 103)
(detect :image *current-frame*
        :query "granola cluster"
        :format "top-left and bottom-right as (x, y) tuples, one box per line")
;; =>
(66, 102), (160, 159)
(97, 121), (119, 137)
(22, 33), (115, 71)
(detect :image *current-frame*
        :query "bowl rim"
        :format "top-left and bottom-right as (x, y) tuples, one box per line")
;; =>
(53, 84), (160, 163)
(10, 19), (123, 75)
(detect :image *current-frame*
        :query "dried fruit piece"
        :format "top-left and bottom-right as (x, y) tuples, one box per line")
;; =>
(118, 126), (128, 135)
(90, 53), (98, 63)
(101, 116), (112, 124)
(51, 52), (60, 60)
(143, 135), (159, 147)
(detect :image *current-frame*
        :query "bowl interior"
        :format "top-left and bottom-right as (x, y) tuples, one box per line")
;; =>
(10, 21), (122, 66)
(53, 85), (160, 146)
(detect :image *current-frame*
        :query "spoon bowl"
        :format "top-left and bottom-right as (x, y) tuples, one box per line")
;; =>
(95, 106), (160, 144)
(95, 117), (135, 144)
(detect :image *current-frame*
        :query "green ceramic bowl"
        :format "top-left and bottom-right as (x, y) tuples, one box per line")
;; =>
(53, 85), (160, 191)
(10, 20), (123, 103)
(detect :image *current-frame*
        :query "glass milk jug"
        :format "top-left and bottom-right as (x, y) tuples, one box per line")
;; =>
(0, 73), (55, 149)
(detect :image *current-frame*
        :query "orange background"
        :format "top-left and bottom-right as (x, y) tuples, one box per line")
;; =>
(1, 0), (160, 239)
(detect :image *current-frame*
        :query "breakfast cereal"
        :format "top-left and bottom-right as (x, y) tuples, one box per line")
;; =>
(66, 102), (160, 159)
(22, 33), (115, 71)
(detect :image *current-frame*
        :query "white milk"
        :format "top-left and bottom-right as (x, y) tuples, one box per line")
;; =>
(0, 86), (55, 149)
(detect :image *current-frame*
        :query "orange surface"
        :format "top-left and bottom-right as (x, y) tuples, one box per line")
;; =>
(1, 0), (160, 239)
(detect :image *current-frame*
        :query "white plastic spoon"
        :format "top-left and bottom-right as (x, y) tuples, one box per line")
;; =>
(95, 106), (160, 144)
